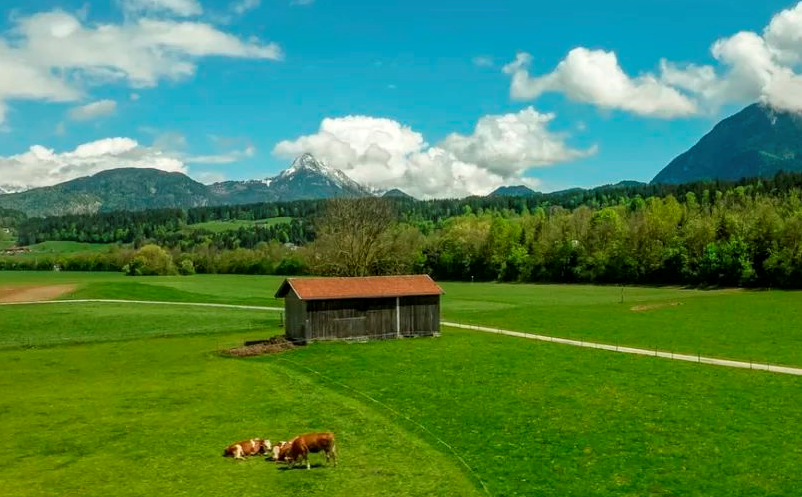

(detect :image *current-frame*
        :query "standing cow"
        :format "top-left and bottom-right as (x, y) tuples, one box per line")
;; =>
(275, 433), (337, 469)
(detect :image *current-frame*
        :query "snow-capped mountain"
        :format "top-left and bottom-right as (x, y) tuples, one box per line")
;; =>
(268, 153), (371, 199)
(210, 153), (372, 205)
(0, 154), (376, 216)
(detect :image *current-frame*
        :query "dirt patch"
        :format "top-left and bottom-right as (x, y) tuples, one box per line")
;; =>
(630, 302), (683, 312)
(0, 284), (77, 303)
(222, 335), (296, 357)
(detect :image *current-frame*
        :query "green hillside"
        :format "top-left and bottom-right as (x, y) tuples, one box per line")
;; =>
(653, 103), (802, 184)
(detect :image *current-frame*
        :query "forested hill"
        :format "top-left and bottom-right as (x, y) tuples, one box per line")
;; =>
(14, 170), (802, 248)
(0, 169), (211, 217)
(0, 154), (372, 217)
(652, 103), (802, 184)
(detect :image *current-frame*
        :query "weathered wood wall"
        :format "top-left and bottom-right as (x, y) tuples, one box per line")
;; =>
(399, 295), (440, 336)
(290, 296), (440, 341)
(284, 291), (307, 342)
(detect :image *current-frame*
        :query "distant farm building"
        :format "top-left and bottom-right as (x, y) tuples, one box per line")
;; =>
(275, 275), (444, 343)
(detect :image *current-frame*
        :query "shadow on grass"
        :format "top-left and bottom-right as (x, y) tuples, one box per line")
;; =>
(276, 463), (327, 471)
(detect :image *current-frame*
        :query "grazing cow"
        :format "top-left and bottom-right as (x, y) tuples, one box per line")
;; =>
(271, 441), (289, 462)
(284, 432), (337, 470)
(223, 438), (271, 460)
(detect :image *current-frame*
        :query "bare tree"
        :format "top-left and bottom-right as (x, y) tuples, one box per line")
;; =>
(308, 198), (421, 276)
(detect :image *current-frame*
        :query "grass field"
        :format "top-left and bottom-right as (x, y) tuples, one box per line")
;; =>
(2, 277), (802, 495)
(0, 331), (478, 497)
(27, 241), (120, 253)
(439, 282), (802, 367)
(184, 217), (293, 233)
(0, 302), (277, 348)
(3, 272), (801, 366)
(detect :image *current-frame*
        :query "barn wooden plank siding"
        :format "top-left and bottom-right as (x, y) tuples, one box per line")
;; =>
(275, 275), (444, 343)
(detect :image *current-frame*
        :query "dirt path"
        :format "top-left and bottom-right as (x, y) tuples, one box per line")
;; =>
(0, 285), (77, 303)
(443, 321), (802, 377)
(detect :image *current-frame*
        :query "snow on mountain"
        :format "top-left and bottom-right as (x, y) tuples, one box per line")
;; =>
(274, 153), (367, 193)
(0, 184), (31, 194)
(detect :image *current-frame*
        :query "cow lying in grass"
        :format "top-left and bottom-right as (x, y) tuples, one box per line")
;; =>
(223, 438), (271, 460)
(273, 433), (337, 469)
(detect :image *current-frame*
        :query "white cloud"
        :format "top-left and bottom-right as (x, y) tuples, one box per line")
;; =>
(130, 93), (141, 101)
(472, 56), (494, 67)
(232, 0), (261, 15)
(0, 40), (81, 123)
(185, 145), (256, 164)
(440, 107), (594, 176)
(146, 130), (255, 164)
(503, 49), (698, 118)
(195, 171), (226, 184)
(68, 99), (117, 121)
(290, 0), (314, 5)
(0, 137), (186, 190)
(273, 108), (592, 198)
(662, 5), (802, 113)
(0, 8), (282, 124)
(504, 1), (802, 116)
(121, 0), (203, 17)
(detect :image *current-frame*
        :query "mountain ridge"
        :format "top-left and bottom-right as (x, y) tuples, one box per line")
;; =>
(0, 154), (372, 217)
(652, 103), (802, 184)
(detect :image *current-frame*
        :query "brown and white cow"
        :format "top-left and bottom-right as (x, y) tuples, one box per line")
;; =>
(272, 441), (290, 462)
(223, 438), (271, 460)
(280, 432), (337, 470)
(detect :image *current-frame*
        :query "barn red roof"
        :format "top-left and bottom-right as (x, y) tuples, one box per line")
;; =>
(275, 275), (444, 300)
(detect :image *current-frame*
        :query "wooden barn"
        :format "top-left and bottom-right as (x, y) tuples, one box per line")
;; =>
(275, 275), (444, 343)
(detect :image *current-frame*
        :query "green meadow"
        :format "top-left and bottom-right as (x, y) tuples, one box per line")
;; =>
(183, 217), (294, 233)
(2, 272), (802, 496)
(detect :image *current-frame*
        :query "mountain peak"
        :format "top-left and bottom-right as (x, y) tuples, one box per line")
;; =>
(261, 153), (372, 200)
(283, 153), (330, 177)
(652, 103), (802, 184)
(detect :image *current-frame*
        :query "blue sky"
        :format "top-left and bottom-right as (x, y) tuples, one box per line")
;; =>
(1, 0), (801, 196)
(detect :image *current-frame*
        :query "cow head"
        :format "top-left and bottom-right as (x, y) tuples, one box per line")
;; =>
(272, 441), (290, 462)
(260, 439), (272, 453)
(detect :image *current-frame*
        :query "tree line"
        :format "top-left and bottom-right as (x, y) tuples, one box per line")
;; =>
(5, 171), (802, 288)
(18, 170), (802, 248)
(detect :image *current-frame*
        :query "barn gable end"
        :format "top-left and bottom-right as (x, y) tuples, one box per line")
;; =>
(275, 275), (444, 343)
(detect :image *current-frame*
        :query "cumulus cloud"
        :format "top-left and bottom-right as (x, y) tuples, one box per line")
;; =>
(504, 1), (802, 116)
(0, 137), (186, 190)
(121, 0), (203, 17)
(273, 108), (592, 198)
(0, 8), (282, 124)
(68, 100), (117, 121)
(441, 107), (595, 176)
(0, 40), (80, 123)
(503, 49), (698, 118)
(663, 4), (802, 113)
